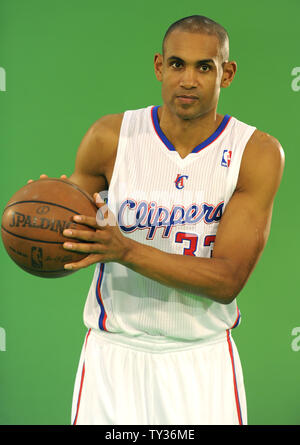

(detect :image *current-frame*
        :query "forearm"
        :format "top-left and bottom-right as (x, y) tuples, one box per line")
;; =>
(121, 238), (238, 304)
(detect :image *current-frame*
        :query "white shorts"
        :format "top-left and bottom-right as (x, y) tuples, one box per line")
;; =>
(71, 329), (247, 425)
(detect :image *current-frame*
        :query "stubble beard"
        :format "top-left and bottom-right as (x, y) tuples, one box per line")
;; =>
(172, 101), (206, 121)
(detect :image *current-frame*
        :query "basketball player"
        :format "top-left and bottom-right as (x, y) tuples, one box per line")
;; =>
(35, 16), (285, 425)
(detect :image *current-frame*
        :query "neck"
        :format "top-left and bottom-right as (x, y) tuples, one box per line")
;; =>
(157, 105), (223, 155)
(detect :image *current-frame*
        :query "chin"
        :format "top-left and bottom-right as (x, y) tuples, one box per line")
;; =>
(175, 106), (202, 121)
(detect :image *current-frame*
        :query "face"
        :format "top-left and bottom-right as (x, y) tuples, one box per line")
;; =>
(154, 30), (236, 120)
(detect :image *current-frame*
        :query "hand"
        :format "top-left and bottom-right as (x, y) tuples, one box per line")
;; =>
(27, 174), (68, 183)
(62, 193), (131, 271)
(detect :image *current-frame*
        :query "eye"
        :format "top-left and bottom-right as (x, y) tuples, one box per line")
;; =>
(170, 61), (183, 69)
(199, 64), (211, 72)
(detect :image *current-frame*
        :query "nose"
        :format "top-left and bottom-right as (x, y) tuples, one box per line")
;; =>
(179, 67), (198, 89)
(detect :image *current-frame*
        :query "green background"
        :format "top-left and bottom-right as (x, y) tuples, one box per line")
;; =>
(0, 0), (299, 425)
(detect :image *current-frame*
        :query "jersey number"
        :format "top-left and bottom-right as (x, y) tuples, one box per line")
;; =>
(175, 232), (216, 257)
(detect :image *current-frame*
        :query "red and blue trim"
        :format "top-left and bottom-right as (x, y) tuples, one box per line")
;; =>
(72, 328), (91, 425)
(226, 329), (244, 425)
(151, 105), (176, 151)
(96, 263), (107, 331)
(151, 105), (231, 153)
(231, 307), (241, 329)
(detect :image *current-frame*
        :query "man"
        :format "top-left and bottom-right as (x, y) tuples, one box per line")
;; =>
(53, 15), (284, 424)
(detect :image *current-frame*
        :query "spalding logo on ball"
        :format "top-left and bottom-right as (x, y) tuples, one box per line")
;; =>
(1, 178), (97, 278)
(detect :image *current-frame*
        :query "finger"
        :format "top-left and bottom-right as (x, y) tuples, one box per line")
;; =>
(63, 241), (105, 253)
(96, 204), (109, 225)
(27, 174), (67, 184)
(64, 254), (104, 271)
(94, 192), (108, 205)
(27, 174), (48, 184)
(72, 214), (102, 229)
(63, 228), (102, 242)
(93, 198), (117, 227)
(94, 194), (109, 217)
(94, 193), (109, 213)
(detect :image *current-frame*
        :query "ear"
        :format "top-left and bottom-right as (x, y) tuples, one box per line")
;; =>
(154, 53), (163, 82)
(221, 61), (237, 88)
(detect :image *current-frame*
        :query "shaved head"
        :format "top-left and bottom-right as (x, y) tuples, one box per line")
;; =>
(162, 15), (230, 63)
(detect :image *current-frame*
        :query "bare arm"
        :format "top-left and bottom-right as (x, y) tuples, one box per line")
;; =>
(63, 130), (285, 304)
(120, 131), (284, 303)
(29, 114), (122, 194)
(67, 114), (123, 195)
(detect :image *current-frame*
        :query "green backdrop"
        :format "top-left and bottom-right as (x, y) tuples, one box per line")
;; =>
(1, 0), (299, 425)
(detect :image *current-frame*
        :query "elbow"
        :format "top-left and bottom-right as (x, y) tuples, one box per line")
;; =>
(222, 275), (248, 305)
(221, 290), (239, 305)
(198, 281), (240, 305)
(194, 258), (249, 305)
(212, 267), (245, 305)
(213, 288), (238, 305)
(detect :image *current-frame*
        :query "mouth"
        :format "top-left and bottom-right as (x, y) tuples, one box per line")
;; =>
(176, 95), (199, 103)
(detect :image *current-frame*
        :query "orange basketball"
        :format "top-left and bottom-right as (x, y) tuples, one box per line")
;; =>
(1, 178), (97, 278)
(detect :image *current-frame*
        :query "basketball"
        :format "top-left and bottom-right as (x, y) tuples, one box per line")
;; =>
(1, 178), (98, 278)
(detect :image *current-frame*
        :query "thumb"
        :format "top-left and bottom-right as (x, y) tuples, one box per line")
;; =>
(94, 192), (117, 227)
(94, 192), (109, 225)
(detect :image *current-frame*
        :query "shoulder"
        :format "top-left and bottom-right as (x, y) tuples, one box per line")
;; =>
(73, 112), (124, 180)
(89, 106), (149, 158)
(240, 129), (285, 179)
(82, 112), (124, 159)
(247, 129), (283, 155)
(91, 112), (124, 146)
(237, 128), (285, 196)
(246, 129), (284, 160)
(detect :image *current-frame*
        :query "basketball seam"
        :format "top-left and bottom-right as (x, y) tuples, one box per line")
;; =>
(1, 226), (66, 244)
(19, 264), (72, 274)
(3, 200), (81, 215)
(27, 178), (95, 204)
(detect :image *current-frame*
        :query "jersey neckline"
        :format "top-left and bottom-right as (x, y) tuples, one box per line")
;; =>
(151, 105), (232, 154)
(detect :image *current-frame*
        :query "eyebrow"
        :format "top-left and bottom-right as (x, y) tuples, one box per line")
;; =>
(167, 56), (216, 65)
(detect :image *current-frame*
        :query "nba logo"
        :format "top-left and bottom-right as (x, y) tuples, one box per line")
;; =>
(221, 150), (232, 167)
(31, 246), (43, 269)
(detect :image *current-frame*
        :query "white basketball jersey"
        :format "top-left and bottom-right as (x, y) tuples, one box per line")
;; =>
(83, 105), (256, 342)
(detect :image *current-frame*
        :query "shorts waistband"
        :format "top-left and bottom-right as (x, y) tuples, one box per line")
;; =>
(87, 329), (230, 353)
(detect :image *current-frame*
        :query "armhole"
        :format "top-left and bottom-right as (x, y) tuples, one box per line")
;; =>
(108, 110), (133, 195)
(224, 123), (257, 204)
